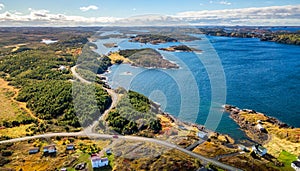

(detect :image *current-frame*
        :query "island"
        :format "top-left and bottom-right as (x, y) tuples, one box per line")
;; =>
(108, 48), (179, 69)
(159, 45), (203, 53)
(129, 33), (200, 45)
(199, 27), (300, 45)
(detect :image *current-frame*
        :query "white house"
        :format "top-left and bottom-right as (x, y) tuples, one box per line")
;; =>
(291, 161), (300, 171)
(252, 144), (267, 156)
(197, 131), (208, 139)
(91, 156), (109, 168)
(59, 65), (67, 71)
(256, 124), (267, 133)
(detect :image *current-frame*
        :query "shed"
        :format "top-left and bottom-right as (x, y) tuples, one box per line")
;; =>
(66, 144), (75, 150)
(105, 148), (112, 155)
(291, 161), (300, 171)
(43, 145), (56, 154)
(29, 147), (39, 154)
(252, 144), (267, 156)
(197, 131), (208, 139)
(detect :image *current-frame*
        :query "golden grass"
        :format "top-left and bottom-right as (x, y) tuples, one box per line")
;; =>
(3, 138), (112, 171)
(0, 124), (33, 138)
(0, 78), (41, 123)
(264, 136), (300, 157)
(0, 78), (27, 122)
(236, 111), (300, 156)
(239, 112), (269, 123)
(192, 141), (237, 158)
(108, 52), (131, 64)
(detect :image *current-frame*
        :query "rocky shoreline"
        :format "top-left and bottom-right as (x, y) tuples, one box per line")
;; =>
(223, 104), (295, 144)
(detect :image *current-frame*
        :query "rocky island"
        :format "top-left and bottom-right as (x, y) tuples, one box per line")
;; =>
(129, 34), (200, 45)
(108, 48), (179, 69)
(159, 45), (203, 53)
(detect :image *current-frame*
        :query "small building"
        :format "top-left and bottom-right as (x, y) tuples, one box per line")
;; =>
(256, 124), (267, 133)
(75, 163), (86, 170)
(197, 131), (208, 139)
(105, 148), (112, 155)
(43, 145), (56, 154)
(60, 168), (67, 171)
(238, 145), (248, 152)
(66, 144), (75, 150)
(252, 144), (267, 156)
(291, 161), (300, 171)
(29, 147), (39, 154)
(91, 156), (109, 168)
(59, 65), (67, 71)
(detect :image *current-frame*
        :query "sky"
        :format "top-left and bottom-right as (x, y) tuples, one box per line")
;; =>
(0, 0), (299, 26)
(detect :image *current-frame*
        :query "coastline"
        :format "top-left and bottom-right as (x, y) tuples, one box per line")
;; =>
(223, 104), (300, 157)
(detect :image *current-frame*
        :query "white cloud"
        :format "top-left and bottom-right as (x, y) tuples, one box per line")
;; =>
(219, 1), (231, 5)
(79, 5), (98, 12)
(0, 3), (5, 10)
(0, 5), (299, 26)
(209, 1), (231, 5)
(176, 5), (300, 26)
(0, 9), (119, 26)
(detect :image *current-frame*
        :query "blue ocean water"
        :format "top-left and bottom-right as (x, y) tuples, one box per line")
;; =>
(96, 35), (300, 140)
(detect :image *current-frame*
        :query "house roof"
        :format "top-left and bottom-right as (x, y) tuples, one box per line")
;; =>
(67, 144), (74, 147)
(253, 144), (266, 153)
(44, 145), (55, 149)
(29, 147), (39, 151)
(91, 156), (108, 162)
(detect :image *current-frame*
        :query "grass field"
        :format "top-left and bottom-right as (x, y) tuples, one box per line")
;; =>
(108, 52), (131, 64)
(2, 138), (112, 171)
(0, 78), (26, 122)
(276, 150), (297, 171)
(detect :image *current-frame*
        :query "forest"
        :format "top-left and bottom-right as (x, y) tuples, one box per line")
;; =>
(106, 90), (161, 135)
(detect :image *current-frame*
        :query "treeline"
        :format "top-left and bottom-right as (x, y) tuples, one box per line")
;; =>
(0, 47), (75, 87)
(261, 33), (300, 45)
(76, 45), (112, 81)
(16, 80), (111, 127)
(106, 90), (161, 135)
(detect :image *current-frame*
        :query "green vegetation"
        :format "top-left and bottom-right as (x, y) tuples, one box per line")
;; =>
(76, 45), (112, 83)
(277, 150), (297, 171)
(129, 34), (177, 44)
(118, 48), (178, 68)
(16, 80), (111, 127)
(0, 29), (113, 132)
(158, 45), (193, 52)
(106, 90), (161, 135)
(266, 33), (300, 45)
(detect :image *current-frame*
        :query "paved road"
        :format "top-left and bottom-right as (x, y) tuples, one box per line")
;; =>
(71, 66), (91, 84)
(0, 132), (242, 171)
(71, 65), (119, 133)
